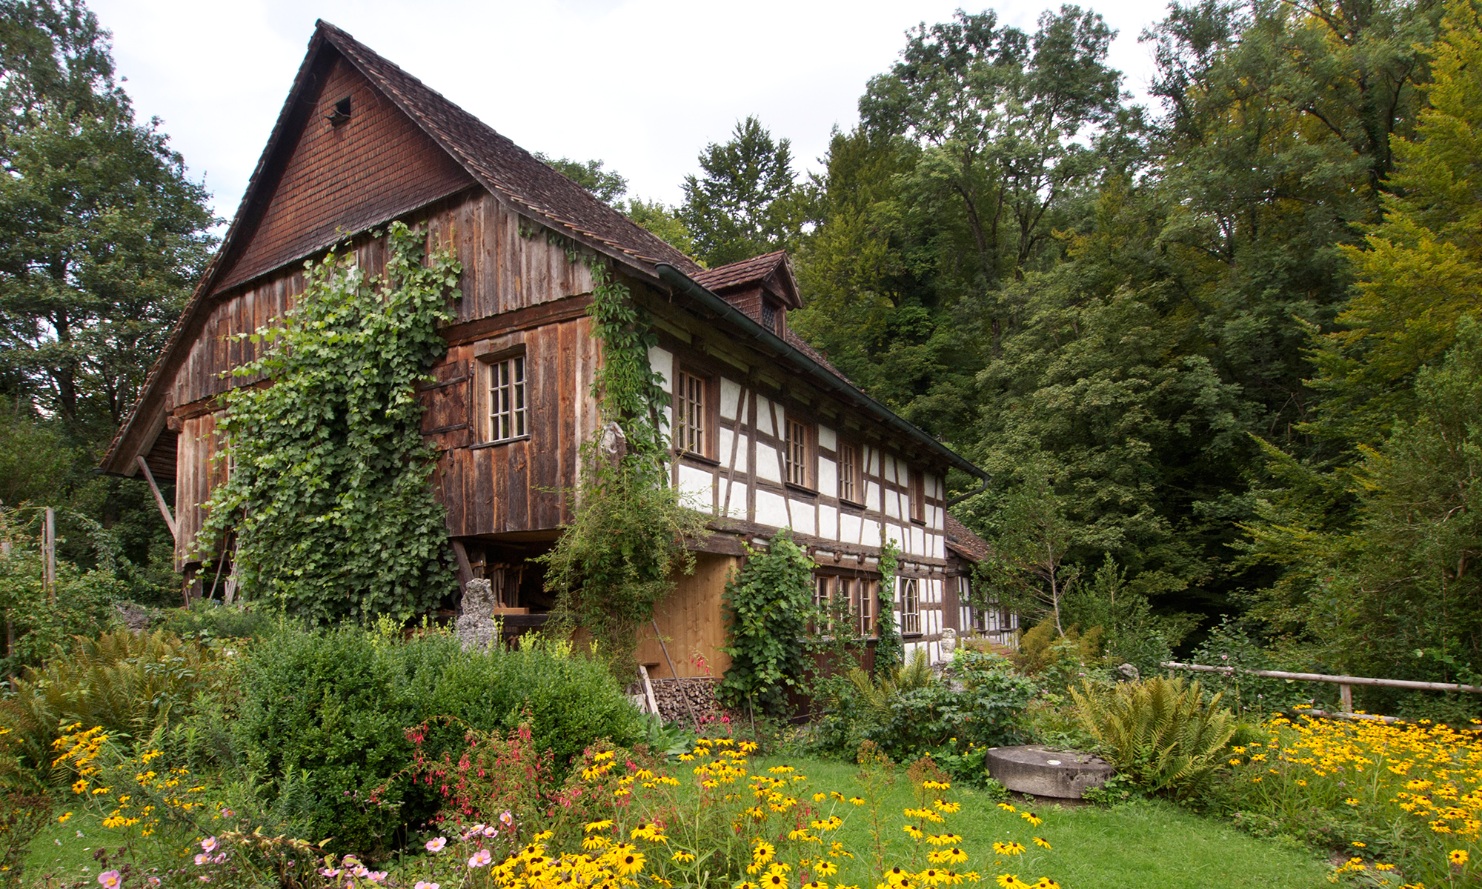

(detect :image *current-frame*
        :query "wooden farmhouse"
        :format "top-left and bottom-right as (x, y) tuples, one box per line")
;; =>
(101, 21), (1012, 675)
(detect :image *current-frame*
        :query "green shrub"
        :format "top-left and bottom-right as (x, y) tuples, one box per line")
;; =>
(817, 649), (1036, 780)
(156, 599), (277, 642)
(231, 625), (641, 856)
(0, 537), (124, 678)
(1070, 675), (1236, 799)
(0, 628), (226, 782)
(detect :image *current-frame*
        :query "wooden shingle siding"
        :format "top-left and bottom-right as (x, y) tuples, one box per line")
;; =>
(215, 55), (475, 292)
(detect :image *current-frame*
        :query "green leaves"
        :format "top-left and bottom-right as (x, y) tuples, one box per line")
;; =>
(197, 223), (461, 625)
(680, 116), (810, 267)
(718, 530), (816, 716)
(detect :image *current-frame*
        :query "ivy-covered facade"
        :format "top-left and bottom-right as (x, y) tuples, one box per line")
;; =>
(101, 20), (996, 673)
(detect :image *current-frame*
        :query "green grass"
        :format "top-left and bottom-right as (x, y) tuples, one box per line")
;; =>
(753, 755), (1331, 889)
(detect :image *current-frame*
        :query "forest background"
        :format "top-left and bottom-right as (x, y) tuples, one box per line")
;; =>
(3, 0), (1480, 690)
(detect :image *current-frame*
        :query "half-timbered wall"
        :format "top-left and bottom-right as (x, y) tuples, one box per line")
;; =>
(648, 342), (957, 663)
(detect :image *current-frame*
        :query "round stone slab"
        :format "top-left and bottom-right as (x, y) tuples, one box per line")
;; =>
(986, 745), (1114, 799)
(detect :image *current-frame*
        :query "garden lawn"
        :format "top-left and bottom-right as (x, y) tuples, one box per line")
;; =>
(756, 756), (1331, 889)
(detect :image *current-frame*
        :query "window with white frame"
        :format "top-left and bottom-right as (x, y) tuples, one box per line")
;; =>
(899, 578), (921, 635)
(484, 353), (527, 442)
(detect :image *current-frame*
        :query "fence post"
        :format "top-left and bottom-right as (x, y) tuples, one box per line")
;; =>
(1339, 683), (1353, 714)
(43, 506), (56, 602)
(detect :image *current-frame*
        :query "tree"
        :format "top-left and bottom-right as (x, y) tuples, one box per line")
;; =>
(0, 0), (215, 436)
(622, 197), (696, 258)
(680, 116), (808, 266)
(534, 153), (628, 206)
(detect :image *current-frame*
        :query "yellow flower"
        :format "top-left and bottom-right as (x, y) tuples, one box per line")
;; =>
(996, 803), (1016, 813)
(1451, 849), (1470, 866)
(1033, 837), (1051, 850)
(673, 850), (696, 864)
(903, 825), (924, 839)
(57, 812), (73, 824)
(612, 844), (646, 877)
(71, 779), (88, 795)
(1020, 812), (1042, 827)
(585, 819), (614, 833)
(816, 861), (839, 877)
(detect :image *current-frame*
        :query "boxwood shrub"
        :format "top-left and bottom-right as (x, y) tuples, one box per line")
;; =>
(231, 625), (640, 855)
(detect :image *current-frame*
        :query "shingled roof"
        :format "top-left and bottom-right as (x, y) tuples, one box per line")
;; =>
(945, 514), (991, 563)
(102, 21), (987, 487)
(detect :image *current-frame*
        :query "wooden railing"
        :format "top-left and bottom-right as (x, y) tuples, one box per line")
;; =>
(1162, 661), (1482, 718)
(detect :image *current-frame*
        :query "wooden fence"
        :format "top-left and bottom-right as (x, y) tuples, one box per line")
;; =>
(1162, 661), (1482, 720)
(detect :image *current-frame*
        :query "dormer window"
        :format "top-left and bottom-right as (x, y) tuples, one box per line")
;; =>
(761, 300), (779, 334)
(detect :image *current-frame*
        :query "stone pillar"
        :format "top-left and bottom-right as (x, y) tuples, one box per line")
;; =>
(456, 578), (497, 651)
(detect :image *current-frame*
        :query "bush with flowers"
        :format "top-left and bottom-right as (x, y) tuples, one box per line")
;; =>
(1216, 707), (1482, 886)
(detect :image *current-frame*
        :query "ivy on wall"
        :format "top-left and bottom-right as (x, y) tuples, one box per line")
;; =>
(717, 529), (817, 716)
(198, 222), (462, 624)
(542, 259), (703, 675)
(874, 537), (903, 677)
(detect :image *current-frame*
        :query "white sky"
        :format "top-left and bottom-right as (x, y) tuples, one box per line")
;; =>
(87, 0), (1173, 224)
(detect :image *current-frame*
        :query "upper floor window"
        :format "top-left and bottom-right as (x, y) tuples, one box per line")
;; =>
(483, 352), (527, 443)
(909, 468), (926, 524)
(838, 441), (861, 504)
(785, 417), (812, 488)
(675, 367), (712, 458)
(900, 578), (921, 635)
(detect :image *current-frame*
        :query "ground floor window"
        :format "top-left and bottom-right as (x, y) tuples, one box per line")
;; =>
(900, 578), (921, 635)
(813, 570), (878, 638)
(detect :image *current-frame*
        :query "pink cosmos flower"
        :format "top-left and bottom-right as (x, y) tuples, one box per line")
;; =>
(469, 848), (492, 868)
(98, 871), (122, 889)
(425, 836), (447, 853)
(499, 810), (515, 828)
(482, 826), (498, 838)
(415, 882), (441, 889)
(194, 853), (210, 866)
(201, 837), (218, 854)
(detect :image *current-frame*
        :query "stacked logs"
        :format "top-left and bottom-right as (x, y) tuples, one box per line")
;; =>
(647, 677), (726, 729)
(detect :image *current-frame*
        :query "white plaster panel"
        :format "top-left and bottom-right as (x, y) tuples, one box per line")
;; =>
(818, 504), (838, 541)
(719, 427), (734, 465)
(884, 489), (901, 520)
(733, 434), (750, 474)
(756, 489), (789, 529)
(905, 640), (926, 663)
(840, 511), (862, 544)
(678, 464), (714, 506)
(726, 481), (748, 519)
(886, 455), (898, 485)
(791, 500), (816, 537)
(818, 425), (837, 451)
(912, 526), (926, 556)
(649, 347), (673, 387)
(756, 396), (774, 436)
(862, 518), (881, 544)
(756, 444), (781, 483)
(818, 457), (837, 497)
(866, 482), (881, 512)
(720, 377), (742, 421)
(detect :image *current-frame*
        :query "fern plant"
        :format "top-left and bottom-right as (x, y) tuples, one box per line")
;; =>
(0, 628), (225, 782)
(1070, 675), (1236, 799)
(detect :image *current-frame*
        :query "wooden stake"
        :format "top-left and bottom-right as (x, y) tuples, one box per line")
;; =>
(43, 507), (56, 601)
(651, 619), (699, 729)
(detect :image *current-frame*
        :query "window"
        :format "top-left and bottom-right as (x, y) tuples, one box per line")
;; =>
(814, 572), (878, 638)
(853, 577), (877, 637)
(838, 441), (860, 504)
(675, 368), (711, 457)
(900, 578), (921, 635)
(785, 418), (811, 487)
(909, 469), (926, 523)
(484, 353), (527, 442)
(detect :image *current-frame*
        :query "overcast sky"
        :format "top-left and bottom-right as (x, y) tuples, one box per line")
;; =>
(87, 0), (1174, 224)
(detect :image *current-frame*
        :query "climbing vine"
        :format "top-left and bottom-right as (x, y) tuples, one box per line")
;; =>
(873, 537), (904, 677)
(198, 222), (462, 624)
(541, 259), (702, 675)
(717, 529), (817, 716)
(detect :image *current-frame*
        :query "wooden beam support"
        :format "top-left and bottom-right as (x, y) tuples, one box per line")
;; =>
(136, 456), (179, 541)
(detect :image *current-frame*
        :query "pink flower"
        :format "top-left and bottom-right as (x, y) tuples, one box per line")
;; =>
(366, 871), (387, 883)
(499, 810), (515, 828)
(425, 837), (447, 853)
(149, 879), (162, 888)
(320, 868), (340, 878)
(469, 848), (492, 868)
(195, 853), (210, 866)
(415, 882), (441, 889)
(483, 826), (498, 838)
(201, 837), (218, 853)
(98, 871), (122, 889)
